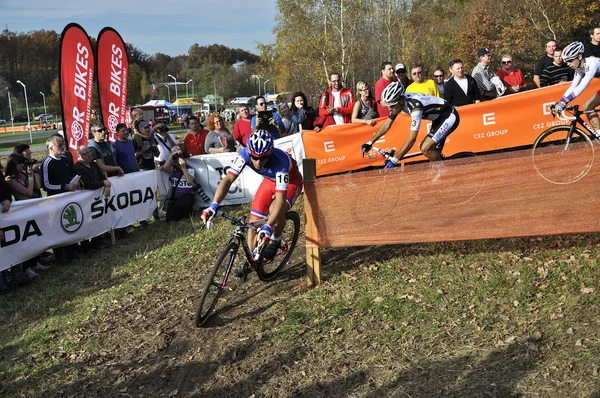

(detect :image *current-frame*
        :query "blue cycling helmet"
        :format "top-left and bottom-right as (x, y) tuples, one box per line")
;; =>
(247, 130), (274, 158)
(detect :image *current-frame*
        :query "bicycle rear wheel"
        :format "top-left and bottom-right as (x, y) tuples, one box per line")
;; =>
(532, 126), (594, 184)
(257, 211), (301, 282)
(194, 241), (239, 327)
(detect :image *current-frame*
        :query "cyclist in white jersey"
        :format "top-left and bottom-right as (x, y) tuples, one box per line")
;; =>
(553, 41), (600, 133)
(360, 81), (460, 167)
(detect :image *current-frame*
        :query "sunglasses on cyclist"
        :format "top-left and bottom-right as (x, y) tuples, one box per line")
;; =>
(250, 155), (268, 161)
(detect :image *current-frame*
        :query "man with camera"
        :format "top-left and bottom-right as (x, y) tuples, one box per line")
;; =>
(153, 121), (178, 166)
(251, 96), (285, 139)
(161, 146), (196, 222)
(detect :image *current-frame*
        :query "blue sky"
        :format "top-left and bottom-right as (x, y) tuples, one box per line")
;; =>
(0, 0), (278, 56)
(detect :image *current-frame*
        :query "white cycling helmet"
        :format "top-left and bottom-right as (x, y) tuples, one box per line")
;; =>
(562, 41), (584, 62)
(381, 82), (405, 105)
(247, 130), (274, 158)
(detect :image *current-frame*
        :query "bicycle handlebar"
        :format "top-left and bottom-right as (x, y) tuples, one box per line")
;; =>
(558, 108), (577, 122)
(207, 210), (260, 232)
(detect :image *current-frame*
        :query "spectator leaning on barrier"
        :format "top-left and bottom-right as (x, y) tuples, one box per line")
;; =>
(153, 121), (178, 166)
(0, 163), (29, 292)
(132, 121), (160, 171)
(317, 73), (354, 127)
(433, 67), (446, 96)
(206, 113), (237, 154)
(444, 59), (481, 107)
(233, 104), (253, 147)
(112, 123), (139, 174)
(406, 66), (441, 97)
(88, 124), (124, 177)
(290, 91), (319, 133)
(352, 81), (379, 126)
(251, 97), (285, 139)
(4, 153), (48, 279)
(161, 146), (196, 222)
(395, 63), (413, 93)
(375, 61), (396, 117)
(540, 48), (573, 87)
(8, 146), (41, 199)
(472, 48), (498, 101)
(534, 40), (558, 88)
(584, 26), (600, 58)
(73, 146), (110, 253)
(183, 116), (209, 155)
(41, 135), (80, 264)
(278, 102), (293, 136)
(496, 54), (527, 95)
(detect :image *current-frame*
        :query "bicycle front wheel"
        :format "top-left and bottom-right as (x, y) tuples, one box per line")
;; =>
(195, 241), (239, 327)
(532, 126), (594, 184)
(257, 211), (301, 282)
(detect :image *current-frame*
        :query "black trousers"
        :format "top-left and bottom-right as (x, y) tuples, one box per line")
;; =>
(165, 194), (195, 222)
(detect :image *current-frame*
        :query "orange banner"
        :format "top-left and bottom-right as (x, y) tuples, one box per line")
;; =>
(302, 80), (600, 176)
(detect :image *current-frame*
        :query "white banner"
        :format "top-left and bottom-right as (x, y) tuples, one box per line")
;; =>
(0, 171), (157, 270)
(186, 133), (306, 207)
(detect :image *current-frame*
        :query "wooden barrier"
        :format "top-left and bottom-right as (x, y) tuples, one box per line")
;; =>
(303, 142), (600, 284)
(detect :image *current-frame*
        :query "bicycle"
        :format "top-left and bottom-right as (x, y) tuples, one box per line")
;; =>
(532, 104), (600, 184)
(194, 210), (300, 327)
(363, 144), (487, 206)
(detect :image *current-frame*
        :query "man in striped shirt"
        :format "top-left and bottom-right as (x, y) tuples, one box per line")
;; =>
(540, 49), (573, 87)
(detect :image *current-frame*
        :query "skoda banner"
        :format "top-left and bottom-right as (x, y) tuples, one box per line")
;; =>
(96, 27), (129, 142)
(59, 23), (95, 160)
(0, 171), (157, 270)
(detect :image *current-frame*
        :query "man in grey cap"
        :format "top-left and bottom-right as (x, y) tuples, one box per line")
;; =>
(471, 48), (497, 101)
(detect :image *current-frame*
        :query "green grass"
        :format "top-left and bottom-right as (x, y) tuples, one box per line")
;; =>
(0, 136), (50, 151)
(1, 200), (600, 397)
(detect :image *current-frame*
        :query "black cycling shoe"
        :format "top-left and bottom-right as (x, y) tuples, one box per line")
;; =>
(233, 262), (250, 278)
(262, 239), (281, 260)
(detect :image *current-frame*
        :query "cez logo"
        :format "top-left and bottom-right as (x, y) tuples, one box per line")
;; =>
(61, 202), (83, 234)
(542, 102), (555, 115)
(324, 141), (335, 153)
(483, 113), (496, 126)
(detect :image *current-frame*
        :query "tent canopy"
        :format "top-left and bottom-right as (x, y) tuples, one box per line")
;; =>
(172, 98), (202, 106)
(141, 99), (173, 107)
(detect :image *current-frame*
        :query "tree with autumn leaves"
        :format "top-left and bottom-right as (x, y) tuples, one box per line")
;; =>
(262, 0), (599, 105)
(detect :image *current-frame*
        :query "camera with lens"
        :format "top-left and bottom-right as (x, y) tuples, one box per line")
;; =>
(24, 158), (38, 166)
(171, 151), (191, 163)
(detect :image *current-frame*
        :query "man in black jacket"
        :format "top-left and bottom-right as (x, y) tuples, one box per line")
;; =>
(73, 146), (110, 252)
(444, 59), (481, 107)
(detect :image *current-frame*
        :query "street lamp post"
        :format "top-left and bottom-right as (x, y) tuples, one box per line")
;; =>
(164, 84), (170, 103)
(16, 80), (32, 143)
(168, 74), (178, 116)
(251, 75), (261, 96)
(213, 80), (218, 112)
(6, 87), (15, 135)
(185, 79), (193, 98)
(40, 91), (47, 116)
(264, 79), (270, 95)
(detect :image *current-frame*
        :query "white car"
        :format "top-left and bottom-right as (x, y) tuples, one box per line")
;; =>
(0, 119), (6, 124)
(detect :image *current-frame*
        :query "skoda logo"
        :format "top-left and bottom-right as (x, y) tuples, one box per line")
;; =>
(61, 202), (83, 234)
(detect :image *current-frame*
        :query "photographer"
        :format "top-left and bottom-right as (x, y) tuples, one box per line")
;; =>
(4, 154), (47, 280)
(251, 96), (284, 139)
(161, 146), (196, 222)
(5, 153), (41, 201)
